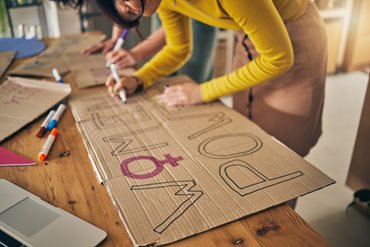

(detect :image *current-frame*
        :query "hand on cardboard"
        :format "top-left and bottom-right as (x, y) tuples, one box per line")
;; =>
(105, 48), (138, 69)
(105, 75), (139, 98)
(81, 39), (116, 55)
(156, 83), (203, 106)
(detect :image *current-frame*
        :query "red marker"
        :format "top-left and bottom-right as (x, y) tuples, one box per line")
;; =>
(38, 128), (58, 161)
(36, 110), (55, 138)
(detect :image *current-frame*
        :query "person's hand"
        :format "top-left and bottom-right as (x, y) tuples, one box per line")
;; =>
(156, 83), (203, 106)
(81, 39), (116, 55)
(105, 48), (138, 69)
(105, 75), (140, 98)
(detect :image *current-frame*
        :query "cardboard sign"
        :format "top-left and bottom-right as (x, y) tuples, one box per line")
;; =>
(70, 76), (335, 246)
(0, 51), (16, 79)
(9, 33), (106, 78)
(65, 52), (135, 89)
(0, 77), (71, 142)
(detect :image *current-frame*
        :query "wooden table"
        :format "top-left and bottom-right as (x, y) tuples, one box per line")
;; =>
(0, 38), (331, 247)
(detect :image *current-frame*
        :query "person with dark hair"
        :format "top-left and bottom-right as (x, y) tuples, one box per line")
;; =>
(54, 0), (327, 161)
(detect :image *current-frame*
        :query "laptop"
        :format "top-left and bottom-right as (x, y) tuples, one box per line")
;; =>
(0, 179), (107, 247)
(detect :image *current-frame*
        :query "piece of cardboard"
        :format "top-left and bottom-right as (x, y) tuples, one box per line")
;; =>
(69, 75), (335, 246)
(0, 147), (35, 166)
(64, 52), (135, 89)
(0, 51), (16, 79)
(0, 77), (71, 142)
(9, 33), (105, 78)
(346, 75), (370, 190)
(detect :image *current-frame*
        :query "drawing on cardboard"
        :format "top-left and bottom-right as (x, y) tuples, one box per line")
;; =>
(131, 180), (203, 233)
(198, 133), (263, 159)
(219, 159), (304, 196)
(91, 106), (151, 129)
(103, 126), (168, 156)
(0, 79), (42, 105)
(122, 154), (183, 179)
(153, 102), (214, 120)
(188, 113), (232, 140)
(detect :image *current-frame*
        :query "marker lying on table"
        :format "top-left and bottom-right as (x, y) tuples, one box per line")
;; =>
(47, 104), (66, 130)
(110, 63), (127, 103)
(38, 128), (58, 161)
(36, 110), (55, 138)
(52, 68), (64, 83)
(106, 29), (129, 67)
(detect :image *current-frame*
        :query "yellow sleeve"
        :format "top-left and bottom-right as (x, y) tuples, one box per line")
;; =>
(133, 5), (192, 88)
(200, 0), (294, 102)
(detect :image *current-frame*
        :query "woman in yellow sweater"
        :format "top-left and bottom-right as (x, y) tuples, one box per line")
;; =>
(57, 0), (327, 157)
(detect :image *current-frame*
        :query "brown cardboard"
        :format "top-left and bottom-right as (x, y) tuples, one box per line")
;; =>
(346, 75), (370, 190)
(69, 75), (335, 246)
(0, 51), (16, 79)
(9, 33), (105, 78)
(64, 52), (135, 89)
(0, 77), (71, 142)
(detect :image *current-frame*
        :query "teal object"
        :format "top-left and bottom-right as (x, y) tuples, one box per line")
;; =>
(0, 38), (45, 59)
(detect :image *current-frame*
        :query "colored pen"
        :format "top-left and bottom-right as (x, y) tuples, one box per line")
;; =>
(110, 63), (127, 103)
(52, 68), (64, 83)
(106, 29), (129, 67)
(47, 104), (66, 130)
(36, 110), (55, 138)
(38, 128), (58, 161)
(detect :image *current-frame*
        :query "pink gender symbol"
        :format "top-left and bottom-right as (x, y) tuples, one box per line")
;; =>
(121, 154), (183, 179)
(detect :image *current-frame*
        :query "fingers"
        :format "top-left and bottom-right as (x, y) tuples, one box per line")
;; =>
(156, 83), (203, 106)
(105, 74), (116, 97)
(105, 49), (136, 69)
(156, 86), (187, 106)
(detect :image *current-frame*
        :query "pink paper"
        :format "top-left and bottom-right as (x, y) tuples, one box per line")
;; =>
(0, 147), (35, 166)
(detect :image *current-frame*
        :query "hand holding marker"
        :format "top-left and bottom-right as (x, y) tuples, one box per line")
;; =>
(106, 30), (129, 103)
(106, 29), (129, 67)
(47, 104), (66, 130)
(110, 63), (127, 103)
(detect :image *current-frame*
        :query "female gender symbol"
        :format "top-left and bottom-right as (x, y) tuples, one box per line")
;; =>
(121, 154), (183, 179)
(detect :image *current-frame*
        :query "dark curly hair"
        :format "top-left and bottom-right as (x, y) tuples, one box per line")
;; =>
(51, 0), (145, 29)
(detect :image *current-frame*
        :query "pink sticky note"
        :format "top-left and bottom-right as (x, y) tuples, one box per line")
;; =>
(0, 147), (36, 166)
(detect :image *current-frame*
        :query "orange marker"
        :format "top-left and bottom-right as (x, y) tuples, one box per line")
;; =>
(38, 128), (58, 161)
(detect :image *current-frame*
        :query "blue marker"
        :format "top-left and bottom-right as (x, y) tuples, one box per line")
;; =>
(47, 104), (66, 130)
(52, 68), (64, 83)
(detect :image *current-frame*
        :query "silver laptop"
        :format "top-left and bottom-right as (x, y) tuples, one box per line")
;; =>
(0, 179), (107, 247)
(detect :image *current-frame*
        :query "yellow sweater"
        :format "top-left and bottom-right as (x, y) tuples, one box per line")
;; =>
(133, 0), (308, 102)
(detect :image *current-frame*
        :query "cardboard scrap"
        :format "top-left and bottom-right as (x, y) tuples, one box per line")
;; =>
(9, 33), (105, 78)
(64, 52), (135, 89)
(0, 51), (16, 79)
(69, 76), (335, 246)
(0, 77), (71, 142)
